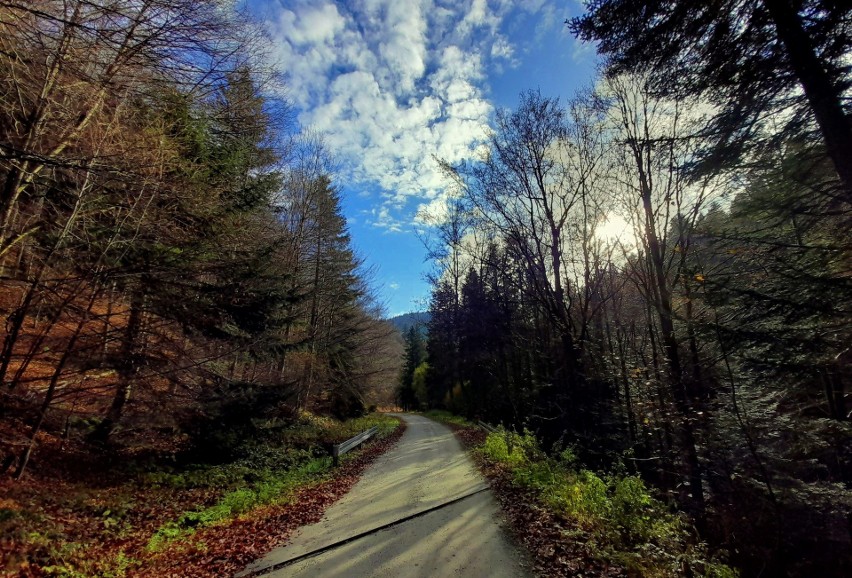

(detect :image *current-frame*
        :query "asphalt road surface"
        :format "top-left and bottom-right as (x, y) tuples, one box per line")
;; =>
(238, 413), (531, 578)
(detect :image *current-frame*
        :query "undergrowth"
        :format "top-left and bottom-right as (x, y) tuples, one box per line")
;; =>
(145, 412), (399, 551)
(1, 412), (400, 577)
(146, 456), (331, 551)
(423, 409), (474, 427)
(476, 426), (737, 578)
(427, 411), (728, 576)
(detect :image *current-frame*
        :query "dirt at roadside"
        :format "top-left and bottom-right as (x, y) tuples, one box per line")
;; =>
(0, 422), (406, 578)
(135, 423), (406, 578)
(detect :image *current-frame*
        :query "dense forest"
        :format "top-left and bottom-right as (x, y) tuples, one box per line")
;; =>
(0, 0), (402, 480)
(402, 1), (851, 576)
(2, 0), (850, 577)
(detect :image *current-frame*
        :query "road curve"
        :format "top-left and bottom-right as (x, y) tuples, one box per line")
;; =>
(238, 413), (531, 578)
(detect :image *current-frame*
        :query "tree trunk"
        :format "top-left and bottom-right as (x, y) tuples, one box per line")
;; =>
(683, 280), (704, 399)
(617, 334), (638, 444)
(637, 162), (706, 523)
(91, 288), (145, 442)
(13, 286), (100, 478)
(101, 281), (116, 361)
(8, 283), (83, 395)
(765, 0), (852, 201)
(0, 162), (90, 393)
(0, 291), (36, 391)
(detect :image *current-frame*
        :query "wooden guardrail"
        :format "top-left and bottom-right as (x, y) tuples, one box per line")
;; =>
(477, 420), (497, 433)
(332, 426), (379, 466)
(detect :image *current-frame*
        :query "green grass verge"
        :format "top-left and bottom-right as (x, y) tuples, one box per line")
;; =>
(146, 456), (331, 552)
(146, 412), (400, 552)
(423, 409), (474, 427)
(452, 420), (738, 578)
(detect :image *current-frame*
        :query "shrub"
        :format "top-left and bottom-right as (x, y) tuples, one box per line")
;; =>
(514, 460), (560, 491)
(480, 429), (540, 468)
(610, 475), (655, 543)
(474, 426), (737, 578)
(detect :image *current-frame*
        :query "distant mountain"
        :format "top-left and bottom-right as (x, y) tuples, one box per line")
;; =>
(388, 311), (430, 334)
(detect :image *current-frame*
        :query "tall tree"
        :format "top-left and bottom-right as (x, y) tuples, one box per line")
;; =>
(398, 325), (426, 410)
(570, 0), (852, 200)
(0, 0), (248, 258)
(439, 90), (610, 438)
(600, 74), (715, 519)
(425, 279), (460, 409)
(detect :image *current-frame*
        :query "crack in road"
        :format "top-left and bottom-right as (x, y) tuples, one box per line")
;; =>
(237, 414), (531, 578)
(239, 486), (490, 578)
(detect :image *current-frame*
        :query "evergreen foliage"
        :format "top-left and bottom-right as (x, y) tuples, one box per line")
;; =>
(398, 326), (427, 410)
(569, 0), (852, 199)
(423, 72), (851, 576)
(0, 0), (402, 477)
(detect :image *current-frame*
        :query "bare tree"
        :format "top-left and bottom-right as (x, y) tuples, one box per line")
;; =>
(440, 91), (610, 432)
(601, 73), (715, 520)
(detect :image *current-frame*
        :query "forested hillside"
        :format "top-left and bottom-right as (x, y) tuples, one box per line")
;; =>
(388, 312), (430, 335)
(0, 0), (401, 477)
(409, 2), (852, 576)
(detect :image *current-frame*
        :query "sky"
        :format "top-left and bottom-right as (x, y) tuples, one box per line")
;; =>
(245, 0), (598, 317)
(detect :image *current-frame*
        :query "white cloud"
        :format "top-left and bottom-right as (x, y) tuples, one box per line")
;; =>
(279, 3), (346, 45)
(370, 205), (405, 232)
(414, 193), (450, 225)
(456, 0), (499, 39)
(267, 0), (554, 230)
(491, 36), (514, 60)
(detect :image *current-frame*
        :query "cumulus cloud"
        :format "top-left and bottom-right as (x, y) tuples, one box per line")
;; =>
(267, 0), (552, 231)
(278, 3), (345, 45)
(414, 194), (451, 226)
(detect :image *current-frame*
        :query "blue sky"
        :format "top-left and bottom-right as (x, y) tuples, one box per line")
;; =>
(245, 1), (598, 317)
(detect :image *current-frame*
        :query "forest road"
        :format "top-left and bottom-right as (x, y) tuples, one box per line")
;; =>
(237, 413), (531, 578)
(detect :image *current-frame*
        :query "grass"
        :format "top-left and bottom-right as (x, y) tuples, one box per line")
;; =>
(423, 409), (474, 427)
(449, 420), (738, 578)
(2, 412), (401, 577)
(145, 412), (400, 551)
(146, 455), (331, 551)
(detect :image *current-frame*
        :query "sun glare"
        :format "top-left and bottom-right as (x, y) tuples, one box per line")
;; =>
(597, 213), (635, 246)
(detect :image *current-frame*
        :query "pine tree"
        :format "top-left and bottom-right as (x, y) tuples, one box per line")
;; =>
(570, 0), (852, 200)
(425, 280), (459, 409)
(398, 325), (426, 410)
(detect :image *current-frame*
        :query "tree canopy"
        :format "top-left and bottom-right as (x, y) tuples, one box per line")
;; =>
(569, 0), (852, 200)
